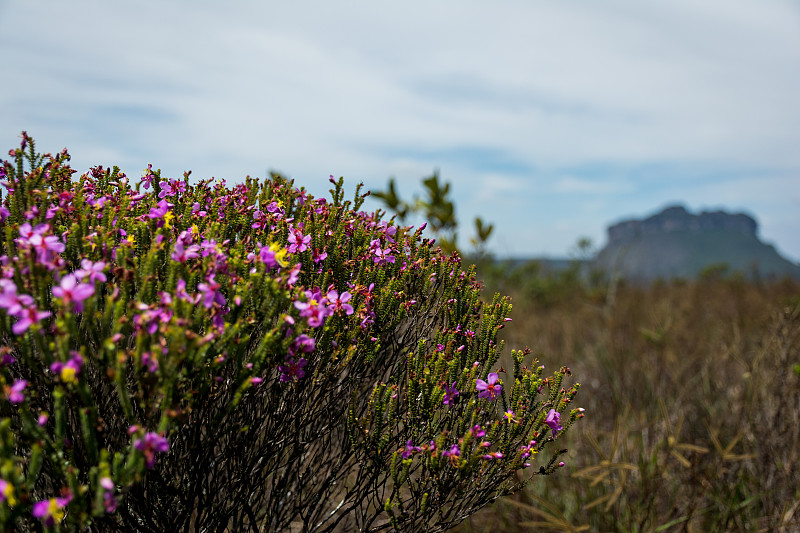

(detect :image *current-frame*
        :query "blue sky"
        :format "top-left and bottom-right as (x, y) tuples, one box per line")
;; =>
(2, 1), (799, 261)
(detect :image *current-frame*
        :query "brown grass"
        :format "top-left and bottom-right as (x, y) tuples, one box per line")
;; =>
(458, 275), (800, 532)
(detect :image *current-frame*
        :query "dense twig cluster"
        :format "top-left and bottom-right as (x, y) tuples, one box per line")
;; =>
(0, 133), (581, 532)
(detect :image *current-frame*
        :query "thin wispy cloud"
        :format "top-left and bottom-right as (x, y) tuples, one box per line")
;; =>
(2, 0), (798, 260)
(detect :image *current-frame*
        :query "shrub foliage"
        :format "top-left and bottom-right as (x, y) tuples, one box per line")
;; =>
(0, 133), (581, 532)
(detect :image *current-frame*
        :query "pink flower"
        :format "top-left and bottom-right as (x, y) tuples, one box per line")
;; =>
(312, 248), (328, 263)
(100, 477), (117, 513)
(171, 240), (201, 262)
(287, 264), (301, 287)
(15, 222), (47, 245)
(482, 451), (504, 460)
(16, 223), (65, 267)
(50, 352), (84, 384)
(175, 278), (199, 304)
(442, 382), (459, 405)
(197, 274), (226, 309)
(0, 478), (16, 506)
(290, 334), (316, 355)
(134, 432), (169, 469)
(32, 493), (72, 527)
(146, 199), (172, 220)
(326, 290), (354, 315)
(0, 279), (33, 316)
(470, 425), (485, 438)
(6, 379), (26, 403)
(157, 178), (185, 198)
(476, 373), (502, 400)
(278, 357), (307, 382)
(257, 242), (288, 269)
(52, 273), (94, 313)
(400, 439), (421, 459)
(545, 409), (563, 436)
(12, 305), (51, 335)
(287, 228), (311, 253)
(294, 290), (331, 328)
(75, 259), (107, 283)
(373, 246), (395, 265)
(141, 351), (159, 373)
(30, 233), (65, 264)
(442, 444), (461, 465)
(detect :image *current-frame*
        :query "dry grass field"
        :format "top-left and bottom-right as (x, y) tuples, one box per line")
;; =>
(459, 269), (800, 532)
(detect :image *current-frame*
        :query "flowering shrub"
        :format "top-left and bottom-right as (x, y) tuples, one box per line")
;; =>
(0, 133), (583, 532)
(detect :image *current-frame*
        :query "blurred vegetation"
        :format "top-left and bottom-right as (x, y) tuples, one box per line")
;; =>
(372, 171), (493, 256)
(460, 268), (800, 532)
(375, 172), (800, 532)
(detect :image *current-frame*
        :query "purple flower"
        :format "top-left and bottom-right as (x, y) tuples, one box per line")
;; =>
(0, 477), (16, 506)
(175, 278), (199, 304)
(191, 202), (207, 217)
(287, 228), (311, 253)
(157, 178), (185, 198)
(52, 273), (94, 313)
(442, 444), (461, 465)
(16, 224), (65, 268)
(134, 432), (169, 469)
(373, 246), (395, 265)
(326, 290), (354, 315)
(278, 357), (307, 382)
(141, 351), (159, 373)
(476, 372), (502, 400)
(12, 305), (51, 335)
(312, 248), (328, 263)
(257, 242), (288, 269)
(146, 199), (172, 220)
(31, 232), (65, 257)
(0, 348), (14, 366)
(50, 351), (84, 384)
(15, 222), (47, 246)
(171, 240), (202, 262)
(32, 494), (72, 527)
(400, 439), (421, 459)
(518, 440), (537, 462)
(442, 382), (459, 405)
(75, 259), (107, 283)
(294, 290), (331, 327)
(545, 409), (563, 436)
(291, 334), (316, 355)
(482, 451), (504, 460)
(100, 477), (117, 513)
(470, 424), (485, 438)
(197, 274), (226, 309)
(199, 238), (219, 258)
(6, 380), (26, 403)
(378, 221), (397, 242)
(0, 279), (33, 317)
(287, 264), (301, 287)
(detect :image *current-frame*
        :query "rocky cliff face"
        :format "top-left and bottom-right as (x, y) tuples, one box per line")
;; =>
(607, 205), (757, 245)
(594, 205), (800, 281)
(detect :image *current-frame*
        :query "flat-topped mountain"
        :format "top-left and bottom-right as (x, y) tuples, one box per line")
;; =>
(594, 205), (800, 281)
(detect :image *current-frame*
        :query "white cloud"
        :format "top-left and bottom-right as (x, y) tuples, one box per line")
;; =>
(1, 0), (799, 261)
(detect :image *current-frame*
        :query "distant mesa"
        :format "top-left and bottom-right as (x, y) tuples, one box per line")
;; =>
(594, 204), (800, 281)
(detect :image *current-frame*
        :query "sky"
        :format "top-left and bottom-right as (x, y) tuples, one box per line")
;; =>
(2, 1), (799, 261)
